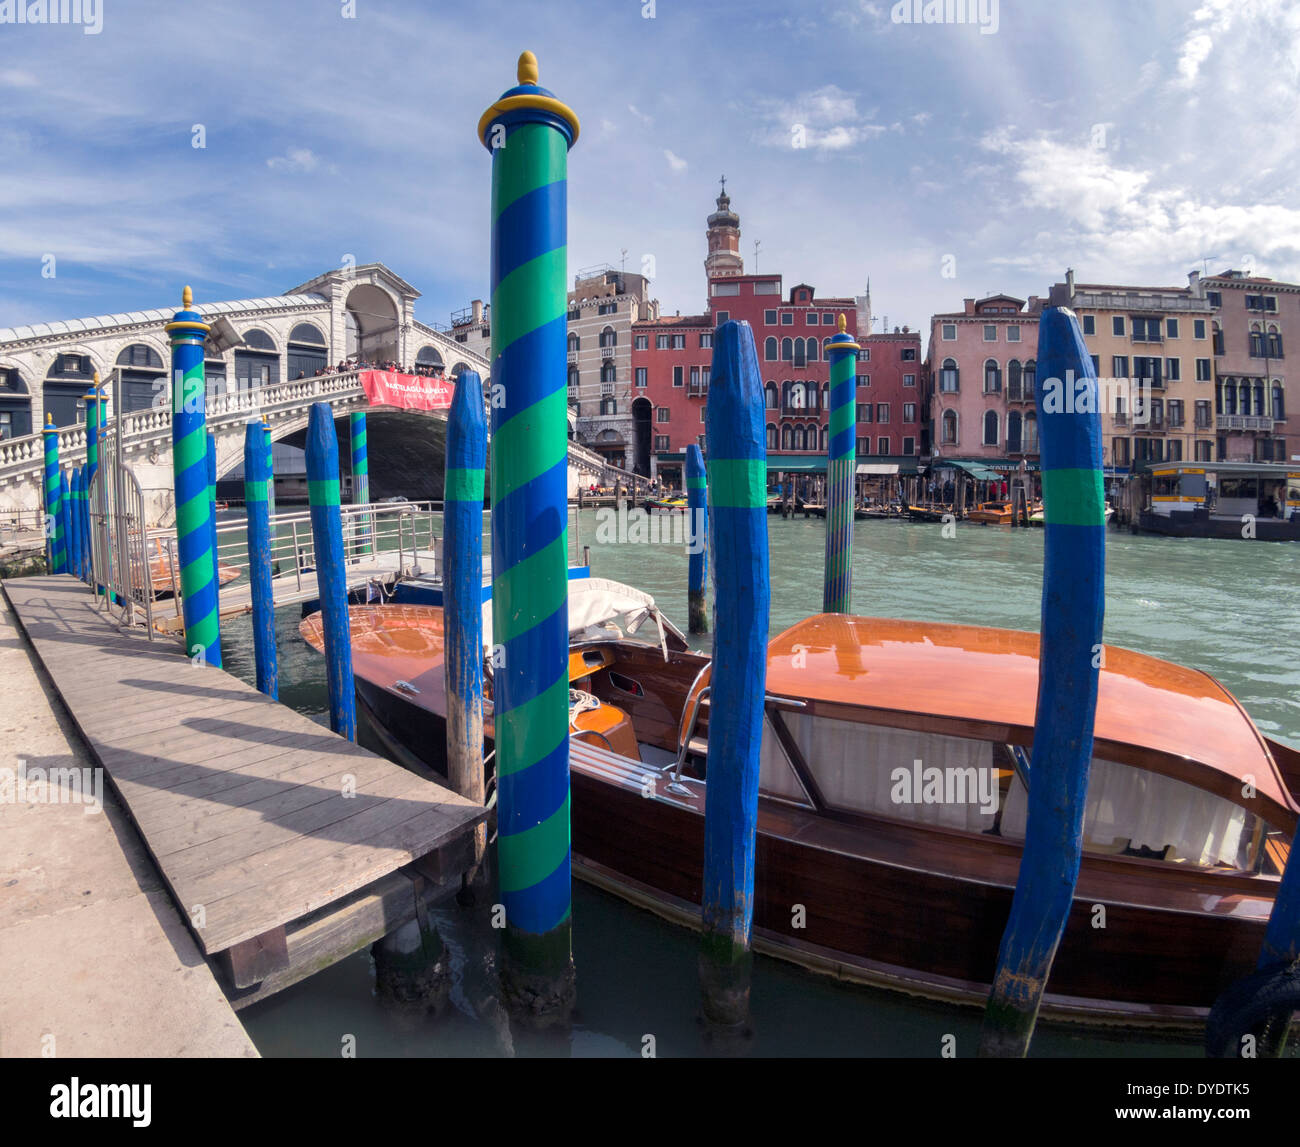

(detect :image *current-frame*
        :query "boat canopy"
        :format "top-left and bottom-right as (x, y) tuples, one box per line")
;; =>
(568, 577), (690, 653)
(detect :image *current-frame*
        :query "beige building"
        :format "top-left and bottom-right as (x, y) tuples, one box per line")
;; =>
(450, 266), (659, 471)
(1049, 270), (1217, 471)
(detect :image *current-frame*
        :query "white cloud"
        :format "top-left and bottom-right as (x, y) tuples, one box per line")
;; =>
(628, 104), (653, 127)
(664, 149), (688, 173)
(266, 148), (321, 174)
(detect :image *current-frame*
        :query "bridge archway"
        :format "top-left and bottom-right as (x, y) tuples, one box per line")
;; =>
(345, 284), (400, 364)
(631, 396), (652, 477)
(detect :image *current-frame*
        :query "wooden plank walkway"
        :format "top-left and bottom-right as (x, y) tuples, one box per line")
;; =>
(4, 575), (485, 964)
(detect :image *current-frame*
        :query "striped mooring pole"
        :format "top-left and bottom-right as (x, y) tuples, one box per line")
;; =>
(78, 463), (91, 582)
(823, 314), (859, 613)
(244, 420), (278, 699)
(58, 469), (73, 578)
(979, 306), (1105, 1057)
(686, 442), (708, 633)
(263, 418), (276, 543)
(349, 411), (370, 556)
(83, 377), (101, 592)
(700, 319), (771, 1027)
(165, 286), (222, 668)
(305, 403), (356, 741)
(479, 50), (579, 1021)
(64, 468), (80, 579)
(207, 431), (221, 612)
(42, 416), (66, 574)
(442, 370), (487, 860)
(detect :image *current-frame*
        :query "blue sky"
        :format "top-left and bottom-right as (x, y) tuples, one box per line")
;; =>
(1, 0), (1298, 336)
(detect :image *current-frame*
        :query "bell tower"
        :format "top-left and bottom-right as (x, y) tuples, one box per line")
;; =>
(705, 176), (744, 279)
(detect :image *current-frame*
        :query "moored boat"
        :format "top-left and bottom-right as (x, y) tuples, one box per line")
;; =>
(966, 500), (1014, 525)
(299, 588), (1299, 1026)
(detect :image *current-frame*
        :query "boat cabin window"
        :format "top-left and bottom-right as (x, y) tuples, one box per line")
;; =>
(759, 711), (1266, 870)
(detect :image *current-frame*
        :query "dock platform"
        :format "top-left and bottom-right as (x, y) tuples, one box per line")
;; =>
(4, 575), (486, 1005)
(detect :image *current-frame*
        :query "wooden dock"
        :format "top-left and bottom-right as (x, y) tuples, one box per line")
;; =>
(4, 574), (486, 1004)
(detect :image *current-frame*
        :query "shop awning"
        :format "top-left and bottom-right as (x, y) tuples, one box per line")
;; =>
(856, 463), (899, 475)
(937, 459), (1004, 482)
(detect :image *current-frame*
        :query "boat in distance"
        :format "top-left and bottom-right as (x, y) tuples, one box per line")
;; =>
(299, 581), (1300, 1026)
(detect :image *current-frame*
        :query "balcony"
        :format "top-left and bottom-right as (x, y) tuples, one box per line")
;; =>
(687, 381), (709, 397)
(567, 350), (579, 364)
(1217, 415), (1274, 431)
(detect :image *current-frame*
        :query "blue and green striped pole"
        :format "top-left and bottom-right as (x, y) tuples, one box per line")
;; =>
(83, 377), (101, 593)
(443, 370), (487, 818)
(165, 286), (221, 668)
(700, 319), (771, 1027)
(64, 469), (79, 579)
(58, 469), (72, 578)
(480, 50), (579, 1020)
(42, 416), (65, 574)
(207, 430), (221, 609)
(244, 420), (278, 699)
(263, 418), (278, 569)
(78, 464), (91, 582)
(823, 314), (859, 613)
(686, 442), (708, 633)
(350, 411), (370, 557)
(306, 403), (356, 741)
(979, 307), (1105, 1057)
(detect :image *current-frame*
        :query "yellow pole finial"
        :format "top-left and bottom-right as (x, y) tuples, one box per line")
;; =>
(182, 285), (193, 308)
(92, 370), (100, 386)
(518, 50), (539, 85)
(837, 313), (847, 333)
(46, 413), (55, 427)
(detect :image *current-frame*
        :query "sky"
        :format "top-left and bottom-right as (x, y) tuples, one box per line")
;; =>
(1, 0), (1298, 339)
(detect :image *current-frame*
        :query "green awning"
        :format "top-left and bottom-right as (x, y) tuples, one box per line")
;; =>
(939, 459), (1003, 482)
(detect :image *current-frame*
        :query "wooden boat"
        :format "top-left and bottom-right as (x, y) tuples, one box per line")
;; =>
(644, 496), (688, 512)
(299, 590), (1300, 1026)
(143, 532), (241, 595)
(966, 500), (1014, 525)
(904, 503), (951, 523)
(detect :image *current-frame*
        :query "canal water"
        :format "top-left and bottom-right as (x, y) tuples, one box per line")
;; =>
(225, 510), (1298, 1057)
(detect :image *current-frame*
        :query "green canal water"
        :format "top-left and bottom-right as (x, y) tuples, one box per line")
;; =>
(223, 511), (1298, 1057)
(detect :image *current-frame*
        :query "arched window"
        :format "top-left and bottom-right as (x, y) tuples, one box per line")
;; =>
(941, 410), (958, 445)
(115, 343), (164, 370)
(568, 332), (580, 352)
(794, 338), (806, 368)
(820, 425), (828, 451)
(289, 322), (326, 346)
(781, 337), (793, 362)
(567, 366), (579, 389)
(1254, 381), (1265, 416)
(765, 336), (777, 361)
(1023, 412), (1039, 453)
(1272, 383), (1285, 420)
(451, 362), (469, 379)
(807, 338), (819, 362)
(1007, 410), (1022, 453)
(416, 345), (444, 372)
(1023, 358), (1036, 392)
(781, 424), (792, 449)
(984, 359), (1001, 393)
(939, 358), (959, 392)
(793, 425), (806, 451)
(1007, 359), (1022, 400)
(1223, 379), (1236, 415)
(766, 423), (777, 450)
(983, 409), (999, 446)
(1267, 325), (1284, 357)
(765, 382), (778, 409)
(601, 360), (616, 383)
(599, 326), (616, 349)
(241, 328), (276, 351)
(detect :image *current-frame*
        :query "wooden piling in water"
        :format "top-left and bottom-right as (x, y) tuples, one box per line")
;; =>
(978, 306), (1105, 1058)
(823, 314), (859, 613)
(699, 319), (770, 1028)
(244, 419), (278, 699)
(305, 402), (356, 741)
(686, 442), (708, 633)
(165, 287), (221, 667)
(479, 50), (579, 1024)
(443, 369), (487, 833)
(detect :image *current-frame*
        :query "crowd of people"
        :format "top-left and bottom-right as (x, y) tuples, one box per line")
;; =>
(295, 360), (448, 380)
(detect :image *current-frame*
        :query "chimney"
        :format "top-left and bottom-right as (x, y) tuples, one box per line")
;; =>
(1065, 268), (1075, 299)
(1187, 270), (1202, 297)
(963, 299), (975, 315)
(471, 299), (483, 324)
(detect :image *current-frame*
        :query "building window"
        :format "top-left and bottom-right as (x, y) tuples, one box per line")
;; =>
(1166, 358), (1181, 382)
(1166, 318), (1179, 339)
(601, 397), (617, 415)
(1090, 354), (1100, 374)
(902, 436), (915, 455)
(700, 332), (713, 348)
(1168, 399), (1184, 427)
(1195, 440), (1212, 462)
(983, 410), (999, 446)
(1007, 359), (1022, 399)
(941, 410), (958, 445)
(1112, 437), (1130, 466)
(656, 334), (669, 350)
(634, 334), (647, 350)
(715, 311), (730, 325)
(1268, 327), (1284, 358)
(601, 361), (616, 383)
(766, 424), (777, 450)
(1082, 315), (1096, 335)
(598, 302), (617, 315)
(822, 313), (834, 324)
(671, 334), (685, 350)
(765, 382), (778, 409)
(807, 313), (819, 325)
(1023, 412), (1039, 453)
(1193, 319), (1206, 340)
(1007, 410), (1022, 453)
(635, 367), (647, 387)
(599, 326), (616, 348)
(765, 336), (778, 361)
(1112, 316), (1125, 337)
(942, 323), (957, 340)
(782, 425), (792, 449)
(689, 366), (700, 388)
(903, 402), (917, 422)
(700, 407), (707, 423)
(764, 310), (777, 325)
(1196, 358), (1211, 381)
(1024, 359), (1036, 391)
(781, 338), (793, 362)
(860, 347), (869, 361)
(857, 437), (870, 455)
(857, 374), (870, 388)
(1007, 325), (1021, 342)
(1273, 384), (1285, 420)
(1131, 317), (1162, 342)
(983, 325), (997, 342)
(1195, 399), (1212, 428)
(672, 366), (683, 387)
(1112, 355), (1129, 377)
(903, 373), (915, 387)
(901, 347), (917, 361)
(654, 435), (670, 451)
(780, 313), (794, 325)
(794, 339), (806, 368)
(939, 358), (959, 392)
(1207, 291), (1222, 308)
(656, 407), (670, 423)
(876, 403), (889, 423)
(858, 404), (873, 424)
(1212, 325), (1224, 355)
(568, 366), (579, 390)
(807, 338), (819, 362)
(984, 359), (1001, 393)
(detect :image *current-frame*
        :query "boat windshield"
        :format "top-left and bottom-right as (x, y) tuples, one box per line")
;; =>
(758, 711), (1269, 871)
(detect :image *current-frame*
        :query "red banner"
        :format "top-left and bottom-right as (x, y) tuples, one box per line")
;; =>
(358, 371), (455, 411)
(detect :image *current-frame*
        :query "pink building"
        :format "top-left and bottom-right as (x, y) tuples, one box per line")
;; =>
(925, 294), (1044, 470)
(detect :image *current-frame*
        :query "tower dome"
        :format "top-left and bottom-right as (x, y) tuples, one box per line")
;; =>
(705, 176), (744, 279)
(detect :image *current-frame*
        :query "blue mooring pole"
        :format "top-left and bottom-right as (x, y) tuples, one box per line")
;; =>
(207, 430), (220, 612)
(443, 370), (487, 843)
(978, 306), (1106, 1058)
(58, 470), (73, 579)
(686, 442), (708, 633)
(823, 314), (859, 613)
(305, 403), (356, 741)
(244, 420), (278, 699)
(77, 463), (90, 584)
(42, 417), (65, 574)
(67, 468), (81, 580)
(699, 319), (771, 1028)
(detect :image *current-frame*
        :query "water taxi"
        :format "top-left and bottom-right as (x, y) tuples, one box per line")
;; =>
(1132, 461), (1300, 541)
(299, 585), (1299, 1026)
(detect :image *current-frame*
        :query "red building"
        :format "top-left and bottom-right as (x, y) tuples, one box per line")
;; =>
(632, 185), (884, 489)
